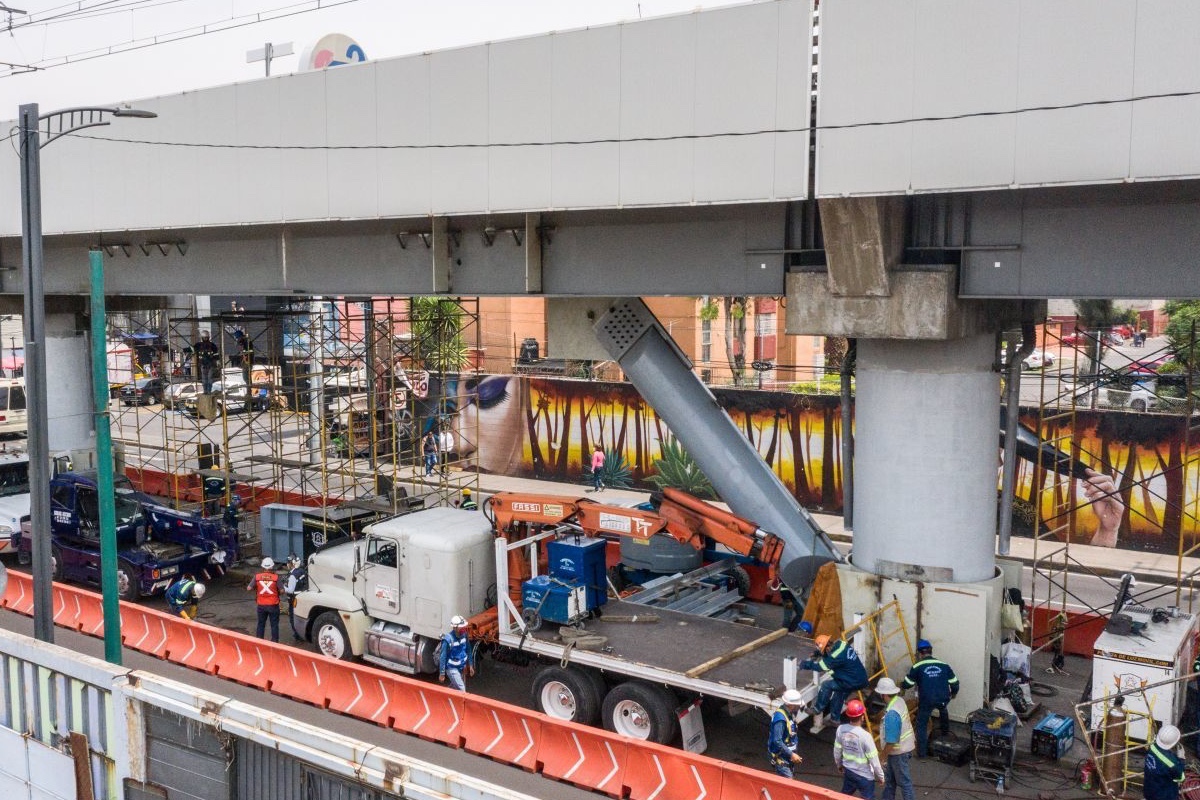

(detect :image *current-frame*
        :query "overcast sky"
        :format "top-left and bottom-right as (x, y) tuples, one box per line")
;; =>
(1, 0), (710, 113)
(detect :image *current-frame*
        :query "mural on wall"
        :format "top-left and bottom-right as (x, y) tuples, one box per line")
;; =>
(1017, 409), (1200, 553)
(462, 375), (1200, 554)
(464, 374), (845, 510)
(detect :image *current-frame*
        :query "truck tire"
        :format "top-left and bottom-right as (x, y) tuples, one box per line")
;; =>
(601, 682), (679, 744)
(730, 565), (751, 598)
(116, 560), (138, 601)
(531, 666), (603, 725)
(50, 543), (63, 582)
(1131, 399), (1148, 412)
(313, 611), (354, 661)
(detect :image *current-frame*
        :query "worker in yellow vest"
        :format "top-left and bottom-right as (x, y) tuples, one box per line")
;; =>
(875, 678), (915, 800)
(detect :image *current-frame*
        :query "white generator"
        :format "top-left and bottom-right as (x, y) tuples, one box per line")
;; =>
(1091, 605), (1197, 741)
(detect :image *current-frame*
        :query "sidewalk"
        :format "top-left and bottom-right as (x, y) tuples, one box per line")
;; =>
(458, 471), (1198, 588)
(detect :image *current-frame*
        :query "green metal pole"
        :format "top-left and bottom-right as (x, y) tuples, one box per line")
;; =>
(89, 248), (121, 664)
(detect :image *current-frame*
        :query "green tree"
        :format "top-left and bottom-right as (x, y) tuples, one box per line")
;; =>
(1074, 300), (1118, 406)
(1164, 300), (1200, 369)
(410, 297), (469, 373)
(723, 297), (747, 386)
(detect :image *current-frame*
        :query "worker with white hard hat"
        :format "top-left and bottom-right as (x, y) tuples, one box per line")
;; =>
(247, 556), (282, 642)
(438, 615), (475, 692)
(1143, 724), (1185, 800)
(767, 688), (806, 778)
(875, 677), (915, 800)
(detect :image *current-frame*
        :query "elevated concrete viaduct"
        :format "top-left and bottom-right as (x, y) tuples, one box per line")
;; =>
(4, 0), (1200, 707)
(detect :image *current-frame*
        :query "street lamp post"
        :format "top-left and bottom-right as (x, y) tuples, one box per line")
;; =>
(18, 102), (156, 659)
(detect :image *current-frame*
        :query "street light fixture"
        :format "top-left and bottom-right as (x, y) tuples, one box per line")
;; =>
(19, 102), (156, 662)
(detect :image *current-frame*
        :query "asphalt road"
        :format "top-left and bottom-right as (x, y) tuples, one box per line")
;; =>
(0, 595), (600, 800)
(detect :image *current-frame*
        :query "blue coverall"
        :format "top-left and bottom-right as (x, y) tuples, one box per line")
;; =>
(801, 640), (868, 724)
(902, 656), (959, 757)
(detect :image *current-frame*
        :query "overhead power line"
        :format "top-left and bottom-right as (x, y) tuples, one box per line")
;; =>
(46, 86), (1200, 151)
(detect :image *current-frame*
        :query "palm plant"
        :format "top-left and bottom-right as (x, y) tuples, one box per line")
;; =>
(410, 297), (469, 373)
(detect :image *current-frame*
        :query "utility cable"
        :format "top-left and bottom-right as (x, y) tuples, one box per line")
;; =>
(30, 85), (1200, 150)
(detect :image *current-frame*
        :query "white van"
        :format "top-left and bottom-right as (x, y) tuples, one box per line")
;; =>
(0, 378), (27, 437)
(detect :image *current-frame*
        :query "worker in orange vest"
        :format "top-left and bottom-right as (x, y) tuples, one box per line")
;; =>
(247, 556), (281, 642)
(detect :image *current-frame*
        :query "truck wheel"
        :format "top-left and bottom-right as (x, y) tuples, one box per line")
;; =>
(730, 565), (751, 598)
(1131, 399), (1147, 412)
(314, 611), (354, 660)
(116, 560), (138, 601)
(50, 543), (63, 582)
(601, 682), (679, 744)
(532, 666), (603, 725)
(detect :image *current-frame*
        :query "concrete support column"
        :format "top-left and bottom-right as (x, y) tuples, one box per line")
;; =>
(853, 335), (998, 584)
(45, 312), (94, 463)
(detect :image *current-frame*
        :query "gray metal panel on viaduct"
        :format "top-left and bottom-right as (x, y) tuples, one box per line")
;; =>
(1, 0), (1199, 302)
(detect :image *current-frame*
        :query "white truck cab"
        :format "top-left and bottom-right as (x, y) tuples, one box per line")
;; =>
(293, 506), (494, 674)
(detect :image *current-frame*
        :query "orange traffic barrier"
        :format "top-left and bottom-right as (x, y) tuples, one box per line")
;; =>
(718, 763), (846, 800)
(162, 618), (224, 674)
(462, 695), (543, 771)
(387, 682), (466, 747)
(322, 661), (401, 727)
(270, 648), (333, 707)
(209, 629), (276, 691)
(5, 569), (860, 800)
(536, 722), (628, 797)
(623, 743), (725, 800)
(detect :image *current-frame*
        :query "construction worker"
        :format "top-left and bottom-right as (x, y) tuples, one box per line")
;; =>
(459, 488), (478, 510)
(1143, 724), (1184, 800)
(833, 698), (885, 798)
(802, 634), (869, 734)
(283, 553), (307, 642)
(902, 639), (959, 758)
(247, 557), (281, 642)
(767, 689), (805, 778)
(438, 615), (475, 691)
(875, 678), (915, 800)
(165, 574), (205, 619)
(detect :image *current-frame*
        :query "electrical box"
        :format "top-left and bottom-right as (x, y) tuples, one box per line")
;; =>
(1031, 713), (1075, 760)
(546, 536), (608, 610)
(522, 575), (586, 626)
(1091, 606), (1197, 740)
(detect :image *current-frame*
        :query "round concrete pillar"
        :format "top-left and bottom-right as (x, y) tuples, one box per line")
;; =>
(45, 313), (94, 460)
(853, 335), (998, 583)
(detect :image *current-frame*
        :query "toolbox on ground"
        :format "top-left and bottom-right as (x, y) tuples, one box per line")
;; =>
(929, 734), (971, 766)
(1031, 713), (1075, 760)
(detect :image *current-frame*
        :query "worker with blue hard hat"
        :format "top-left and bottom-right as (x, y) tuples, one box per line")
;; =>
(902, 639), (959, 758)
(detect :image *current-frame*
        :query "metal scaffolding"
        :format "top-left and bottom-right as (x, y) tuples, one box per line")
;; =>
(107, 297), (481, 536)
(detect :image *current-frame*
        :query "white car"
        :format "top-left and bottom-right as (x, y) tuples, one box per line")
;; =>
(1022, 349), (1055, 370)
(163, 380), (202, 409)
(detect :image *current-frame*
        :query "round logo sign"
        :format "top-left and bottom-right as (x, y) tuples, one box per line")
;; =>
(305, 33), (367, 70)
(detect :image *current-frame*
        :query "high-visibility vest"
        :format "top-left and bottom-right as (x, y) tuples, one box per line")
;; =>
(767, 708), (800, 767)
(883, 696), (915, 755)
(254, 572), (280, 606)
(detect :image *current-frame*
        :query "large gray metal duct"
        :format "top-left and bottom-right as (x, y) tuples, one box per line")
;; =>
(594, 299), (842, 584)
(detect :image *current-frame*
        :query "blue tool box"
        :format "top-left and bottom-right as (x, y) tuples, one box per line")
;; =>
(1031, 713), (1075, 760)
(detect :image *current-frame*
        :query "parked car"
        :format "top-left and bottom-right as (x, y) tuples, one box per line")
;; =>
(120, 377), (168, 406)
(1022, 349), (1055, 370)
(163, 380), (202, 409)
(182, 381), (247, 417)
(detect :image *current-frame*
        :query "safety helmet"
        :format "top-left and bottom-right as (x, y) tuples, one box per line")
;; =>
(261, 557), (275, 570)
(192, 583), (206, 600)
(462, 488), (472, 497)
(875, 677), (901, 695)
(1157, 724), (1181, 749)
(798, 621), (814, 636)
(450, 615), (467, 628)
(287, 553), (301, 569)
(781, 689), (804, 706)
(844, 699), (867, 719)
(815, 634), (832, 651)
(231, 493), (242, 507)
(916, 638), (932, 653)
